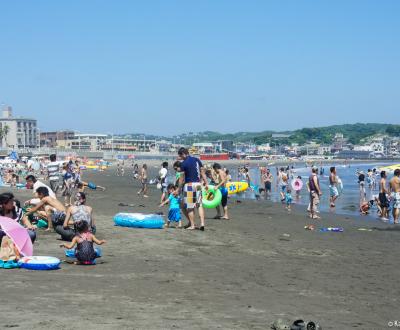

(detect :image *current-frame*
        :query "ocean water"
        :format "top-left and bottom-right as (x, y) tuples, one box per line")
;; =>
(229, 162), (399, 223)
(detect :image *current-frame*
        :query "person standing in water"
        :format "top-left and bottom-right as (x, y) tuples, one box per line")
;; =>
(379, 171), (389, 221)
(358, 171), (366, 203)
(308, 167), (322, 219)
(389, 169), (400, 224)
(261, 168), (273, 198)
(329, 167), (339, 208)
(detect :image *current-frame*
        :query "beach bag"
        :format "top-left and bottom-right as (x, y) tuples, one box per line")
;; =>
(0, 236), (20, 261)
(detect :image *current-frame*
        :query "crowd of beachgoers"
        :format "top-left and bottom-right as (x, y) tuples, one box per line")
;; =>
(0, 147), (399, 268)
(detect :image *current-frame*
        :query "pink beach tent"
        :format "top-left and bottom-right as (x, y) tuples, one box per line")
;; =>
(0, 216), (33, 257)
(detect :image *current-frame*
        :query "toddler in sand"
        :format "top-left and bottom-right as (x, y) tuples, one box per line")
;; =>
(61, 220), (106, 265)
(159, 184), (182, 228)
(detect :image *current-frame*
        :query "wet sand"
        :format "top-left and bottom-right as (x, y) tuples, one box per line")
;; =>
(0, 164), (399, 329)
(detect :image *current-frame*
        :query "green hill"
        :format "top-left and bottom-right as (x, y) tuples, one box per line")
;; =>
(175, 123), (400, 145)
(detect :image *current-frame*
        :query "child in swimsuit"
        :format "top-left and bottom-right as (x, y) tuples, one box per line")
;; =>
(61, 221), (106, 265)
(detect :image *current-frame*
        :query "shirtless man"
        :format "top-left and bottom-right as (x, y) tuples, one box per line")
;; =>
(379, 171), (389, 221)
(329, 166), (339, 207)
(389, 169), (400, 224)
(278, 168), (288, 201)
(24, 186), (66, 231)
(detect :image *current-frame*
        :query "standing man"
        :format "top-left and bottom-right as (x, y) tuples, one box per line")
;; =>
(178, 147), (208, 231)
(261, 168), (273, 198)
(329, 166), (339, 208)
(379, 171), (389, 221)
(47, 154), (61, 194)
(308, 167), (322, 219)
(389, 169), (400, 224)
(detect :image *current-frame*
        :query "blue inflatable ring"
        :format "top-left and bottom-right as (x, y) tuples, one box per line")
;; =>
(65, 248), (102, 258)
(18, 256), (61, 271)
(114, 213), (164, 229)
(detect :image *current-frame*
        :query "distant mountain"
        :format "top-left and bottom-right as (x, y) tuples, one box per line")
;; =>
(119, 123), (400, 145)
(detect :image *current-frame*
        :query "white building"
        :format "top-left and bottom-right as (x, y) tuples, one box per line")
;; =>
(0, 106), (38, 149)
(257, 144), (271, 152)
(317, 145), (331, 155)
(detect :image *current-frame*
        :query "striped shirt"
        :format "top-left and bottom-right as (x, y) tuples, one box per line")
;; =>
(47, 162), (60, 181)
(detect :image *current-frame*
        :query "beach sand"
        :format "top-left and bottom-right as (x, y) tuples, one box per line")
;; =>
(0, 164), (398, 329)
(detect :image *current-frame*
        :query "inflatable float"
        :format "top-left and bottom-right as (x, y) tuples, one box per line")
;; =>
(291, 179), (303, 191)
(65, 248), (102, 258)
(114, 213), (164, 229)
(18, 256), (61, 270)
(379, 164), (400, 173)
(202, 186), (222, 209)
(226, 181), (249, 195)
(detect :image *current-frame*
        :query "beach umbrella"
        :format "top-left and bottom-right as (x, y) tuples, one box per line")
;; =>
(291, 179), (303, 191)
(0, 216), (33, 257)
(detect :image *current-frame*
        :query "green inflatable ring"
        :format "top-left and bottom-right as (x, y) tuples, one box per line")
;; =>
(202, 186), (222, 209)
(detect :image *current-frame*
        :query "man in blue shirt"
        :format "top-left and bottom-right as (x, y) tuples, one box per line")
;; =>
(178, 147), (208, 231)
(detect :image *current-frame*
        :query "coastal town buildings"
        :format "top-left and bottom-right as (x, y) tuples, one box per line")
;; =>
(0, 106), (38, 149)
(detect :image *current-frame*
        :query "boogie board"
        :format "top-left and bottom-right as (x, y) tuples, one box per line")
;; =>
(226, 181), (249, 195)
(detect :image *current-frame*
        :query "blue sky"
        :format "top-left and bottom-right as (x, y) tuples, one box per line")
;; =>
(0, 1), (399, 135)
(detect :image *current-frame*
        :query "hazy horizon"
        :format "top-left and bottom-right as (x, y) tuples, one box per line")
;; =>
(1, 1), (399, 135)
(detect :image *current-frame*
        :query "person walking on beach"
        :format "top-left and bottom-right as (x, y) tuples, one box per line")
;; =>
(379, 171), (389, 221)
(159, 162), (169, 204)
(137, 164), (149, 198)
(177, 147), (208, 231)
(47, 154), (61, 194)
(329, 166), (339, 208)
(389, 169), (400, 224)
(308, 167), (322, 219)
(212, 163), (229, 220)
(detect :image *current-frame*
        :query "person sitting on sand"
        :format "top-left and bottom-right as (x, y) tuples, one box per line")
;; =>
(159, 184), (182, 228)
(60, 220), (106, 265)
(0, 193), (37, 244)
(24, 186), (66, 231)
(56, 192), (96, 241)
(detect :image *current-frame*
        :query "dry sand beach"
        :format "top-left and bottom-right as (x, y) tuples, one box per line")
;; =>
(0, 164), (398, 330)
